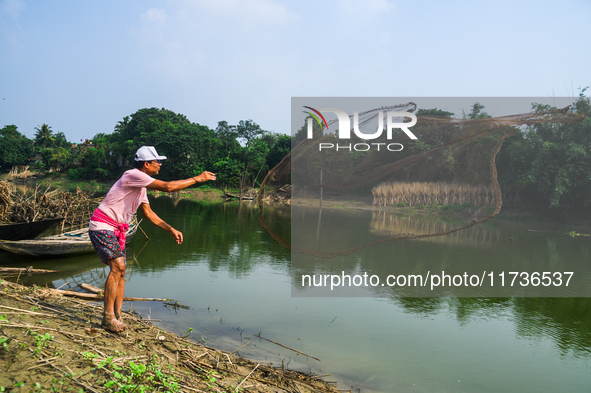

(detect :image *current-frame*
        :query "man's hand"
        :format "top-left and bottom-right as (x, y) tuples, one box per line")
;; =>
(169, 228), (183, 244)
(195, 171), (216, 183)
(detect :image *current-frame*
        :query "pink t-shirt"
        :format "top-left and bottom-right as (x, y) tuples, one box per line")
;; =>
(89, 169), (154, 232)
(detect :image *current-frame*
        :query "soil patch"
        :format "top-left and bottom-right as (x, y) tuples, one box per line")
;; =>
(0, 279), (341, 392)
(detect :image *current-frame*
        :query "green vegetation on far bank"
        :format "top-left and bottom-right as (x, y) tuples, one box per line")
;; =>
(2, 92), (591, 219)
(2, 108), (291, 192)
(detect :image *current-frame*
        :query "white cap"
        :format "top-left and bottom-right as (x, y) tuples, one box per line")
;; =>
(134, 146), (167, 162)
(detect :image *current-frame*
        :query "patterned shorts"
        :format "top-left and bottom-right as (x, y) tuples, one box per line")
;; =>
(89, 230), (126, 264)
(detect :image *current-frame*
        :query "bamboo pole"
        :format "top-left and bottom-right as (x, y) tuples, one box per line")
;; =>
(51, 289), (174, 302)
(0, 267), (61, 274)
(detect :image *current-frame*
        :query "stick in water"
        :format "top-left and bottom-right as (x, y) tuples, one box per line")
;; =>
(253, 333), (321, 361)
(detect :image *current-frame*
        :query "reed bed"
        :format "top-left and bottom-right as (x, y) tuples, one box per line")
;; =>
(0, 181), (101, 230)
(7, 165), (39, 180)
(372, 181), (496, 207)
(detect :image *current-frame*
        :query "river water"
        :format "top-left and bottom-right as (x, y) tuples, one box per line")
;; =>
(3, 195), (591, 392)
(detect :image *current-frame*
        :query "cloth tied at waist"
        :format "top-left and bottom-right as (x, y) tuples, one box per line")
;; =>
(90, 208), (129, 251)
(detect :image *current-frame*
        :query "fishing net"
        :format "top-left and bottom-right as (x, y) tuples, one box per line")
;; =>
(257, 98), (583, 259)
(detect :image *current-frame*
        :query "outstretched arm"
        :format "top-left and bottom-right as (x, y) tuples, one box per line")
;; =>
(139, 203), (183, 244)
(146, 171), (216, 193)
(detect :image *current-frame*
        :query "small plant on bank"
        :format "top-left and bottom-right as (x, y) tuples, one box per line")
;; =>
(97, 355), (120, 371)
(84, 352), (181, 393)
(0, 337), (9, 351)
(181, 327), (194, 338)
(202, 370), (218, 389)
(81, 351), (99, 360)
(30, 331), (53, 355)
(147, 356), (181, 392)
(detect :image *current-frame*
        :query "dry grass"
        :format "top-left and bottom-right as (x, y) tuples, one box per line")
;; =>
(0, 279), (339, 393)
(0, 181), (101, 230)
(7, 165), (39, 180)
(372, 181), (496, 207)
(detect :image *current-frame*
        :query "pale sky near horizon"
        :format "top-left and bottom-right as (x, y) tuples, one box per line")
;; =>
(1, 0), (590, 142)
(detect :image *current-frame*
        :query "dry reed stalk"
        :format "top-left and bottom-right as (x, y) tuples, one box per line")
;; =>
(0, 181), (101, 228)
(372, 181), (496, 207)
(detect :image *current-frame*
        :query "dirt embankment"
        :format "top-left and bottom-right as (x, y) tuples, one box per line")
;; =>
(0, 279), (341, 393)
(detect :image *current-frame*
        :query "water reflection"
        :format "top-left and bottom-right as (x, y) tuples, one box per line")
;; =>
(0, 242), (146, 289)
(1, 197), (591, 392)
(0, 251), (105, 288)
(292, 206), (591, 297)
(512, 297), (591, 358)
(132, 197), (290, 276)
(0, 196), (290, 284)
(370, 210), (503, 248)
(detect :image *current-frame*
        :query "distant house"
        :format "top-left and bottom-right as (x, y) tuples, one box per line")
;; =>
(74, 140), (93, 154)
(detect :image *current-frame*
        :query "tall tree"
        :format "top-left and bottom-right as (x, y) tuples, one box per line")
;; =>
(215, 121), (240, 155)
(34, 124), (54, 149)
(264, 133), (291, 169)
(109, 107), (218, 180)
(235, 119), (264, 146)
(464, 102), (492, 119)
(0, 125), (33, 169)
(53, 131), (70, 149)
(496, 91), (591, 210)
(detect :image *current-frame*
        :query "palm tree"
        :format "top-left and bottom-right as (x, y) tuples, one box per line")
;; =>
(114, 116), (129, 133)
(34, 124), (54, 149)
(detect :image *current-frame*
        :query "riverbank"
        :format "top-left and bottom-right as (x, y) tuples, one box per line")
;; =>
(292, 195), (591, 227)
(6, 173), (590, 227)
(0, 279), (341, 392)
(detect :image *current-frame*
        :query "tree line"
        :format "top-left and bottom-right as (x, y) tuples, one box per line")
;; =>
(495, 93), (591, 211)
(0, 108), (291, 190)
(1, 94), (590, 211)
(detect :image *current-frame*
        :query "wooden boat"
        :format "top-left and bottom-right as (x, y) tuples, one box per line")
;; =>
(0, 218), (65, 241)
(0, 218), (139, 257)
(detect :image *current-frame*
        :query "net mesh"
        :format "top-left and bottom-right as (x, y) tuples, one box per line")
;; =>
(258, 102), (583, 258)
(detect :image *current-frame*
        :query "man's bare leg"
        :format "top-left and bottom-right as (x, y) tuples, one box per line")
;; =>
(103, 256), (129, 331)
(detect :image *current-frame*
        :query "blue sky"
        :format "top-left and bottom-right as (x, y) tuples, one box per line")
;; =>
(1, 0), (590, 142)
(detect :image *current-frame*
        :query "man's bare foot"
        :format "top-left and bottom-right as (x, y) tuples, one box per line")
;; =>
(102, 313), (129, 332)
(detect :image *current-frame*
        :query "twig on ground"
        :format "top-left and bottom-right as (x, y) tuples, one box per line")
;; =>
(235, 363), (260, 391)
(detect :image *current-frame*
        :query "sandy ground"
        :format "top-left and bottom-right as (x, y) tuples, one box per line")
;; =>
(0, 279), (341, 393)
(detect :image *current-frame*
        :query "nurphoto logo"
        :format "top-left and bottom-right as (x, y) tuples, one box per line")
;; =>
(302, 106), (417, 152)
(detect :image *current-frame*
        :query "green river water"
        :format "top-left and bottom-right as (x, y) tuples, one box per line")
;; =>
(2, 195), (591, 392)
